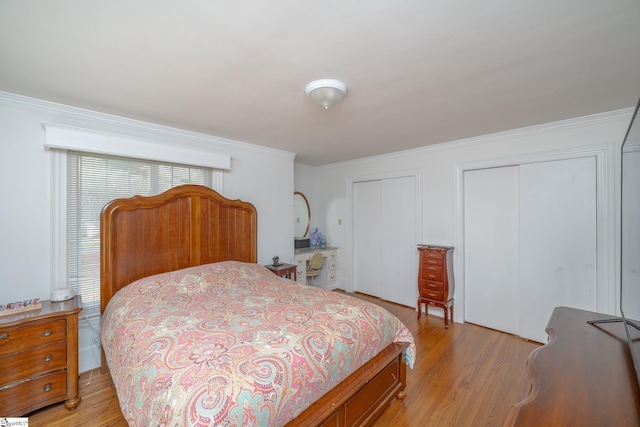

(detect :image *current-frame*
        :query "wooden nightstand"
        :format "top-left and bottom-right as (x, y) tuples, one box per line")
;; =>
(264, 263), (297, 281)
(0, 296), (82, 416)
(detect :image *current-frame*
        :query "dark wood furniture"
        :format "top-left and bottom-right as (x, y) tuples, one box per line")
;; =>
(265, 262), (297, 281)
(417, 245), (454, 328)
(100, 184), (408, 427)
(505, 306), (640, 426)
(0, 296), (82, 416)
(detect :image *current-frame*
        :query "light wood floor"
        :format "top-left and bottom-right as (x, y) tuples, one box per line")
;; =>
(26, 293), (540, 426)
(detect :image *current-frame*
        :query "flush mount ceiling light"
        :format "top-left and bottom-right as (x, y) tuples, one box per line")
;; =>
(304, 79), (348, 109)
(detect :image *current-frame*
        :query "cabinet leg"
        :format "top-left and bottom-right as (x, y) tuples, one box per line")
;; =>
(64, 396), (81, 410)
(449, 303), (454, 325)
(417, 299), (430, 319)
(444, 301), (454, 328)
(444, 307), (449, 329)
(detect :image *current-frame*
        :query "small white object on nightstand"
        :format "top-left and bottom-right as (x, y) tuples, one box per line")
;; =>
(51, 287), (74, 302)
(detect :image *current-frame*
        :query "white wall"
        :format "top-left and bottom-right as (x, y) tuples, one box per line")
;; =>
(295, 109), (632, 306)
(0, 92), (295, 372)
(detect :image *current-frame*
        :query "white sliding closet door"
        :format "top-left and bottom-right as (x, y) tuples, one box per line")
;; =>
(464, 157), (597, 343)
(379, 177), (417, 307)
(354, 180), (381, 297)
(519, 157), (597, 342)
(354, 176), (417, 307)
(622, 149), (640, 320)
(464, 166), (520, 334)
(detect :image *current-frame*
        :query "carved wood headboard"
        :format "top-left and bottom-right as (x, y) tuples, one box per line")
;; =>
(100, 184), (257, 315)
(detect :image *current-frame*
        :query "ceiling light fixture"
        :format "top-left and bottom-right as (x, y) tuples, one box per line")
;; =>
(305, 79), (348, 109)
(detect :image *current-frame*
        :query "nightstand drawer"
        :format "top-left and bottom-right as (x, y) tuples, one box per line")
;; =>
(0, 319), (66, 356)
(1, 341), (67, 384)
(0, 370), (67, 417)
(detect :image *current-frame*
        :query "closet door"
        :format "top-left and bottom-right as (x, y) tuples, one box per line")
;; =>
(353, 180), (381, 297)
(518, 157), (597, 342)
(464, 166), (520, 334)
(353, 176), (417, 306)
(379, 176), (417, 307)
(464, 157), (598, 343)
(622, 149), (640, 320)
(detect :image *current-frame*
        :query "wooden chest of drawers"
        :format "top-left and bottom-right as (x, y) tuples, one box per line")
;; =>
(417, 245), (454, 328)
(0, 297), (82, 416)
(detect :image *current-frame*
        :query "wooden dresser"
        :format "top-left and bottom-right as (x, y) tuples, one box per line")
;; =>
(417, 245), (454, 328)
(505, 306), (640, 426)
(0, 296), (82, 416)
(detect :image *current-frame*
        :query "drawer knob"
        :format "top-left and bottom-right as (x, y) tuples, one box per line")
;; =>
(0, 333), (8, 340)
(44, 384), (52, 392)
(43, 330), (52, 337)
(44, 355), (52, 362)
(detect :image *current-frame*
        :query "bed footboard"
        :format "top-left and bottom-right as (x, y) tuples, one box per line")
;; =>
(288, 342), (409, 427)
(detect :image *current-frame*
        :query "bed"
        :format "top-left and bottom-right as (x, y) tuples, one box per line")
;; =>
(100, 184), (415, 426)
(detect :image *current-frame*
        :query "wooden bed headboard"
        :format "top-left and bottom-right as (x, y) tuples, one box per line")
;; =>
(100, 184), (257, 315)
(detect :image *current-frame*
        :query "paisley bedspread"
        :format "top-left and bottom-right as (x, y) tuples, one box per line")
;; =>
(101, 261), (415, 427)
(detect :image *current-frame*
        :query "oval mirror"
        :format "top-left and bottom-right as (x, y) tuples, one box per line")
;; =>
(294, 192), (310, 238)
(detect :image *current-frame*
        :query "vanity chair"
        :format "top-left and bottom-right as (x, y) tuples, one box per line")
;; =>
(306, 252), (324, 286)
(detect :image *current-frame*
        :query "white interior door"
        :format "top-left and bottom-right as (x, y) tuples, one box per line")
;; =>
(354, 180), (381, 297)
(519, 157), (597, 342)
(464, 166), (520, 334)
(380, 176), (417, 307)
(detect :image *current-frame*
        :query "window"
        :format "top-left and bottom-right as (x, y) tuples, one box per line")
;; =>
(66, 151), (213, 316)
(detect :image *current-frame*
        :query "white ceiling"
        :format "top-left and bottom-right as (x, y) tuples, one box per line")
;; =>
(1, 1), (640, 165)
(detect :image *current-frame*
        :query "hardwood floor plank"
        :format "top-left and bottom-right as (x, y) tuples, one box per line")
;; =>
(24, 291), (539, 426)
(358, 293), (539, 427)
(27, 368), (128, 427)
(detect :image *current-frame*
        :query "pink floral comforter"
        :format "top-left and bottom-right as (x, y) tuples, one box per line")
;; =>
(101, 261), (415, 427)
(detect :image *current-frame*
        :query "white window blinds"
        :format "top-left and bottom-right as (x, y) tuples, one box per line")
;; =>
(67, 151), (212, 315)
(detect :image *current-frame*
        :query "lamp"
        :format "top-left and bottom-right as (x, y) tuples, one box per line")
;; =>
(305, 79), (348, 109)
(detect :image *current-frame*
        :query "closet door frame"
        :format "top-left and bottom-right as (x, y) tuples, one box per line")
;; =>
(346, 169), (423, 295)
(453, 145), (616, 324)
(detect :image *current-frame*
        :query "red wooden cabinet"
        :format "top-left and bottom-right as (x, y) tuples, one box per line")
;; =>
(417, 245), (454, 328)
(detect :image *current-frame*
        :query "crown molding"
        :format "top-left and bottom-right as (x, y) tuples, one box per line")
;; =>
(0, 91), (296, 160)
(316, 107), (634, 170)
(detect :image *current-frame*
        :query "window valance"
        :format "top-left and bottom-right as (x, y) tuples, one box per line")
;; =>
(42, 122), (231, 170)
